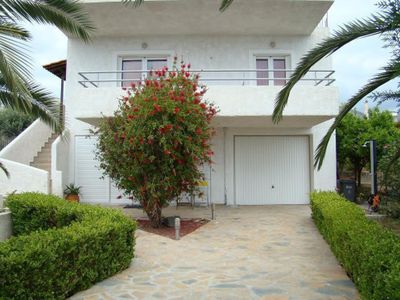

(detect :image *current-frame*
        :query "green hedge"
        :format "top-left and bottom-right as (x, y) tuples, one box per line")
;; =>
(0, 193), (136, 299)
(311, 192), (400, 300)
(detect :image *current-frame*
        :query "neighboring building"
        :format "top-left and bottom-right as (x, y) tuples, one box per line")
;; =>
(0, 0), (338, 205)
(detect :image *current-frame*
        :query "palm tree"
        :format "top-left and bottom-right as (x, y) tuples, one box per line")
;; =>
(0, 1), (93, 130)
(0, 0), (94, 176)
(272, 0), (400, 169)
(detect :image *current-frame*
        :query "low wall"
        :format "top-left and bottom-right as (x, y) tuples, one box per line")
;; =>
(0, 120), (52, 165)
(0, 159), (49, 194)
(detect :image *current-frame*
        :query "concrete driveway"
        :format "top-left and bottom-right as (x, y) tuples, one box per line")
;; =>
(70, 205), (358, 300)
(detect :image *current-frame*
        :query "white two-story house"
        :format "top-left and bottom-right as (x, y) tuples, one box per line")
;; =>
(0, 0), (338, 206)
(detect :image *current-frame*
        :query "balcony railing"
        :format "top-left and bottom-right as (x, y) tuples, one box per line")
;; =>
(78, 69), (335, 88)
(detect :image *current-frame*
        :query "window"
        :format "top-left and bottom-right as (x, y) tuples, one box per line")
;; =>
(255, 56), (287, 86)
(121, 57), (168, 87)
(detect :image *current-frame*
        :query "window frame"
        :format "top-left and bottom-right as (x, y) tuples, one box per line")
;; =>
(114, 51), (174, 87)
(249, 50), (291, 86)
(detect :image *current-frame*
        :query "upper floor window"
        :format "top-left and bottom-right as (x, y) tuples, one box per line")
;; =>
(256, 56), (287, 86)
(121, 57), (168, 87)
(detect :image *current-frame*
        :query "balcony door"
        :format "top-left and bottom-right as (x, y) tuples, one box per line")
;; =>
(121, 57), (168, 87)
(255, 56), (287, 86)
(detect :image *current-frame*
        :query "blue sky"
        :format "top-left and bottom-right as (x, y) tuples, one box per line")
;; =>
(27, 0), (398, 111)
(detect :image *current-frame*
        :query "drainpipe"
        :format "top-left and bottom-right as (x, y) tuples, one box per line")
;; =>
(60, 76), (65, 128)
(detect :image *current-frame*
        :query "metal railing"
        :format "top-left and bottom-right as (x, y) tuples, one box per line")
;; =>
(78, 69), (335, 88)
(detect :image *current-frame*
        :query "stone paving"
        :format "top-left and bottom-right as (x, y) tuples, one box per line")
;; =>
(70, 205), (359, 300)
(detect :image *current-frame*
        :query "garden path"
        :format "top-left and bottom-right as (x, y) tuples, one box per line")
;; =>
(70, 205), (358, 300)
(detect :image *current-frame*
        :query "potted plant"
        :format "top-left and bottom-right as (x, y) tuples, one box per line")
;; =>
(64, 184), (81, 202)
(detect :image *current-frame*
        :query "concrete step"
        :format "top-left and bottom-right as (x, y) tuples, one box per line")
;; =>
(29, 133), (59, 173)
(31, 162), (51, 172)
(32, 158), (51, 164)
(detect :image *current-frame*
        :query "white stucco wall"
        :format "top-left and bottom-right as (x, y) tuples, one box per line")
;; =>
(62, 22), (339, 203)
(65, 29), (334, 119)
(0, 120), (52, 165)
(210, 128), (225, 204)
(312, 119), (337, 191)
(0, 159), (49, 194)
(51, 132), (70, 197)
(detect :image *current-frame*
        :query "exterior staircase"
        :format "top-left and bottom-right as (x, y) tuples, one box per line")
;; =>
(30, 133), (58, 192)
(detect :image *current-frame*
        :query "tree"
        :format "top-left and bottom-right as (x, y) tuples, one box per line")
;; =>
(337, 108), (400, 187)
(96, 61), (217, 227)
(0, 1), (94, 176)
(0, 108), (35, 140)
(0, 1), (93, 131)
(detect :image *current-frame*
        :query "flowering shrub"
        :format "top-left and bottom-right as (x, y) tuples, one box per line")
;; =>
(96, 60), (217, 227)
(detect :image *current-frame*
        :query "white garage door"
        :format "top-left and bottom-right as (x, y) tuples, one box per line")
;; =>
(75, 136), (130, 204)
(235, 136), (310, 205)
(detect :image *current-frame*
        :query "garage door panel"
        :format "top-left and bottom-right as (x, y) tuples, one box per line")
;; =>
(235, 136), (310, 205)
(75, 136), (131, 204)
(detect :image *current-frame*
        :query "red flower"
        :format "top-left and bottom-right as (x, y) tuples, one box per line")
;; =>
(163, 149), (171, 155)
(164, 124), (174, 131)
(200, 103), (207, 109)
(153, 104), (162, 112)
(195, 128), (202, 135)
(174, 107), (180, 114)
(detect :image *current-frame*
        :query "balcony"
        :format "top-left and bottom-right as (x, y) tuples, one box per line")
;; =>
(72, 68), (338, 127)
(78, 69), (335, 88)
(77, 0), (334, 37)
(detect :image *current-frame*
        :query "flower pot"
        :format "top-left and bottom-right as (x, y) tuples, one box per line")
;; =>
(65, 194), (80, 203)
(0, 208), (12, 241)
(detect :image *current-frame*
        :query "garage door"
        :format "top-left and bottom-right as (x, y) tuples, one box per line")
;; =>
(235, 136), (310, 205)
(75, 136), (130, 204)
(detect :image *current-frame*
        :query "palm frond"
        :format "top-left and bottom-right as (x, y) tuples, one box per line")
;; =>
(1, 0), (94, 42)
(314, 60), (400, 170)
(0, 22), (30, 40)
(0, 34), (33, 108)
(0, 77), (61, 132)
(122, 0), (144, 8)
(0, 161), (10, 178)
(272, 15), (391, 123)
(219, 0), (234, 12)
(369, 90), (400, 105)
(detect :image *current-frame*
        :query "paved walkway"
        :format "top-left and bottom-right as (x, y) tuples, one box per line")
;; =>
(70, 205), (358, 300)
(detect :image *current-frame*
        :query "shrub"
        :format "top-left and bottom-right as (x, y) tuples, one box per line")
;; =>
(0, 108), (35, 139)
(311, 192), (400, 300)
(96, 59), (217, 227)
(0, 193), (136, 299)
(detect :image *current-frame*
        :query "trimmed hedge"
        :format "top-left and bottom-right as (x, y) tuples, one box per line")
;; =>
(311, 192), (400, 300)
(0, 193), (136, 299)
